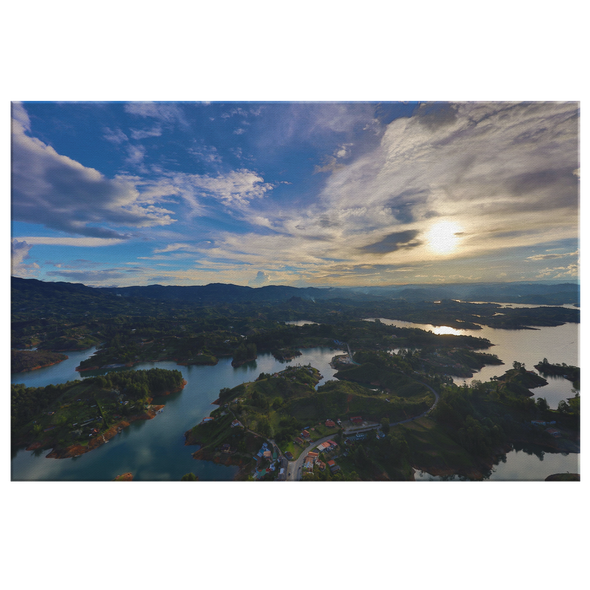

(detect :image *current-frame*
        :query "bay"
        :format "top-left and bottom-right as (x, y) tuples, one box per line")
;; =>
(11, 305), (579, 480)
(366, 307), (579, 409)
(11, 347), (339, 481)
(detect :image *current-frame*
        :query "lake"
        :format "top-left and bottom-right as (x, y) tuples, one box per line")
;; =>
(365, 305), (579, 409)
(11, 306), (579, 481)
(11, 347), (339, 481)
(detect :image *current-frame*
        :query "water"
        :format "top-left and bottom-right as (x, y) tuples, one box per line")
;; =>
(414, 445), (584, 483)
(284, 320), (319, 326)
(11, 347), (339, 481)
(366, 308), (579, 408)
(11, 308), (579, 480)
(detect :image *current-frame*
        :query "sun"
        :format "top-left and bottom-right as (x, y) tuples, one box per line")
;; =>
(426, 220), (463, 254)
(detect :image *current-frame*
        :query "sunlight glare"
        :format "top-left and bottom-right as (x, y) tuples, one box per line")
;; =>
(427, 220), (463, 254)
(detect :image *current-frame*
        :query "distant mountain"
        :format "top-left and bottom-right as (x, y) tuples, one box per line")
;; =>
(348, 281), (579, 305)
(12, 277), (579, 306)
(100, 283), (340, 303)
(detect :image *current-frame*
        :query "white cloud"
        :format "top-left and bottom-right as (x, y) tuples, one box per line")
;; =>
(167, 169), (274, 212)
(103, 127), (128, 144)
(130, 126), (162, 139)
(15, 237), (126, 246)
(314, 101), (579, 258)
(11, 239), (39, 277)
(11, 105), (175, 238)
(126, 144), (146, 166)
(249, 270), (271, 286)
(124, 102), (188, 127)
(153, 243), (198, 254)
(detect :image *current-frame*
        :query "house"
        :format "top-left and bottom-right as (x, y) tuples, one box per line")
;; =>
(285, 452), (294, 460)
(231, 419), (242, 428)
(351, 416), (363, 425)
(263, 450), (272, 459)
(317, 461), (326, 471)
(201, 416), (215, 424)
(325, 419), (336, 428)
(307, 451), (319, 459)
(328, 440), (337, 448)
(304, 460), (314, 471)
(221, 443), (231, 453)
(302, 430), (311, 439)
(327, 460), (340, 473)
(294, 437), (304, 445)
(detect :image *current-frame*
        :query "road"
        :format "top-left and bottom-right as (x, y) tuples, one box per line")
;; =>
(285, 434), (336, 481)
(284, 379), (440, 480)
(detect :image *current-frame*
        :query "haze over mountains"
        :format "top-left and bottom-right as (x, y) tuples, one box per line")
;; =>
(12, 277), (580, 306)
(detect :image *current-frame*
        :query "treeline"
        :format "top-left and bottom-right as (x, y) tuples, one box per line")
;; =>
(232, 343), (257, 365)
(433, 385), (506, 457)
(90, 368), (184, 400)
(534, 359), (580, 385)
(12, 381), (76, 430)
(11, 349), (68, 373)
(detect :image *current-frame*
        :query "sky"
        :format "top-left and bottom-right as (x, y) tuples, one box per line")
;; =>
(11, 101), (579, 288)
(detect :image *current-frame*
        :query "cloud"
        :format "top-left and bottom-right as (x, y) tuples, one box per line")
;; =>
(11, 106), (176, 238)
(188, 144), (222, 164)
(46, 268), (141, 283)
(167, 169), (274, 211)
(358, 230), (422, 254)
(124, 102), (188, 127)
(233, 128), (246, 135)
(153, 243), (198, 254)
(16, 237), (126, 246)
(126, 144), (146, 166)
(249, 270), (271, 286)
(527, 250), (578, 261)
(536, 262), (578, 279)
(130, 126), (162, 140)
(103, 127), (128, 144)
(11, 239), (39, 277)
(314, 101), (579, 258)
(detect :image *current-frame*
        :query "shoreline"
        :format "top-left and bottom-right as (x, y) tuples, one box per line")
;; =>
(12, 358), (69, 374)
(21, 380), (187, 459)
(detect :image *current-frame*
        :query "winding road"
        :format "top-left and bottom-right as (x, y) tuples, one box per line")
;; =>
(284, 378), (440, 481)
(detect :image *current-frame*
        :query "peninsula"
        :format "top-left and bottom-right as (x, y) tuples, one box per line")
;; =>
(11, 368), (186, 459)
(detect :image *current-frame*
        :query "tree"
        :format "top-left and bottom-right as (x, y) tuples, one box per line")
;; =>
(536, 397), (549, 412)
(381, 417), (390, 434)
(181, 472), (198, 481)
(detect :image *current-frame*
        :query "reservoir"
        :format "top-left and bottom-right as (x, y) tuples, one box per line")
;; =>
(11, 347), (339, 481)
(11, 309), (578, 480)
(365, 305), (579, 409)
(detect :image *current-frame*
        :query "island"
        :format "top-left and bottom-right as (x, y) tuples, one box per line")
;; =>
(185, 359), (435, 480)
(534, 358), (580, 388)
(11, 368), (186, 459)
(185, 356), (579, 481)
(11, 349), (68, 373)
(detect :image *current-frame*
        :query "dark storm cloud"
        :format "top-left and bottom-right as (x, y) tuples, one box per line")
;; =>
(506, 167), (579, 207)
(384, 189), (428, 224)
(359, 230), (421, 254)
(415, 102), (459, 130)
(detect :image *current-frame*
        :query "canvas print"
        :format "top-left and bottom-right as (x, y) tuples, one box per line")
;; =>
(11, 101), (580, 481)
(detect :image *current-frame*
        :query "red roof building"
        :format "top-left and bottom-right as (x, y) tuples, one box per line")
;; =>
(351, 416), (363, 424)
(325, 419), (336, 428)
